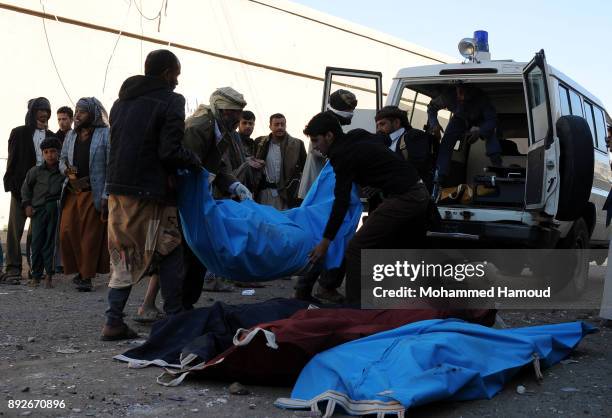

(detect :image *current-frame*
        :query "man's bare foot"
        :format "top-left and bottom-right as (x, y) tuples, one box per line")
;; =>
(43, 275), (54, 289)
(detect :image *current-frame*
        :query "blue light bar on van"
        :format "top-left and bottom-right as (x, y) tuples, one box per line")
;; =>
(474, 30), (489, 52)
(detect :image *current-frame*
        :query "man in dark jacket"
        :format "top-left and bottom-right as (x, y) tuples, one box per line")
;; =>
(102, 49), (202, 340)
(238, 110), (256, 157)
(427, 85), (502, 186)
(376, 106), (436, 191)
(254, 113), (307, 210)
(1, 97), (53, 283)
(55, 106), (73, 144)
(305, 112), (430, 306)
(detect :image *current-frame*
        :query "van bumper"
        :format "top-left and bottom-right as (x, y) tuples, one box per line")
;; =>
(427, 220), (560, 248)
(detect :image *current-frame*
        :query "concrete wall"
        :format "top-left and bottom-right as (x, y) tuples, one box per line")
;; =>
(0, 0), (453, 228)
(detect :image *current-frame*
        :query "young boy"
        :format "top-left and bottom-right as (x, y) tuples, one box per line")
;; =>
(21, 136), (64, 288)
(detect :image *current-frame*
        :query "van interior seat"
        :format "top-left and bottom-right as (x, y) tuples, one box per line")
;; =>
(464, 114), (529, 184)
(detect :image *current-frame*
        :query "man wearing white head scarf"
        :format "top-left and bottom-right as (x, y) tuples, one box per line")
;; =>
(184, 87), (252, 200)
(182, 87), (253, 294)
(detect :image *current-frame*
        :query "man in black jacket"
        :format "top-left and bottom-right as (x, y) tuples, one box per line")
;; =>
(1, 97), (53, 283)
(375, 106), (437, 192)
(102, 49), (202, 340)
(305, 111), (430, 306)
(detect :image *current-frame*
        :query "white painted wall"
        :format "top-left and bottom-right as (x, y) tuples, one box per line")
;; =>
(0, 0), (454, 228)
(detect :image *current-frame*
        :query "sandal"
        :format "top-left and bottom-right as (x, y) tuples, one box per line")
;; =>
(1, 274), (21, 285)
(133, 308), (165, 324)
(1, 273), (22, 285)
(27, 278), (41, 288)
(100, 324), (140, 341)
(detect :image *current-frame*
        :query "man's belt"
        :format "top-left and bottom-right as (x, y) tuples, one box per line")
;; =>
(68, 176), (91, 193)
(261, 180), (278, 190)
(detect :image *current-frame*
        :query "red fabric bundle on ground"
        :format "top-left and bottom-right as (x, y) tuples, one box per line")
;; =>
(161, 308), (495, 386)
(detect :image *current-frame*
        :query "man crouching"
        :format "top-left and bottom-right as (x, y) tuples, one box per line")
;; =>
(305, 112), (430, 306)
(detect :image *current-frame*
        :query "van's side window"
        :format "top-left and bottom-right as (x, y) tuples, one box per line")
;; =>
(568, 89), (583, 117)
(593, 106), (608, 152)
(558, 85), (571, 116)
(583, 101), (597, 148)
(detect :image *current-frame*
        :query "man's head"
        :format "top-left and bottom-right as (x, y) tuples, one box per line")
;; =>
(74, 97), (109, 130)
(328, 89), (358, 126)
(57, 106), (73, 132)
(239, 110), (256, 137)
(303, 111), (343, 157)
(269, 113), (287, 139)
(26, 97), (51, 129)
(375, 106), (410, 135)
(73, 107), (90, 130)
(209, 87), (247, 131)
(40, 136), (61, 165)
(144, 49), (181, 90)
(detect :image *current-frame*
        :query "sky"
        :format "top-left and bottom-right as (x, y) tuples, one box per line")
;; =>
(293, 0), (612, 111)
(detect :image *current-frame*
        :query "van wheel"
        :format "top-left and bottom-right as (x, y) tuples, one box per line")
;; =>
(552, 218), (590, 296)
(555, 116), (594, 221)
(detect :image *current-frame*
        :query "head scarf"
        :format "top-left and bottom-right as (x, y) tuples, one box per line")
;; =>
(327, 89), (357, 126)
(75, 97), (109, 128)
(329, 89), (357, 111)
(208, 87), (246, 118)
(25, 97), (51, 128)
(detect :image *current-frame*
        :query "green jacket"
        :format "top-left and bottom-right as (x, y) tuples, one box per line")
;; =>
(21, 163), (63, 208)
(183, 107), (237, 194)
(254, 133), (307, 208)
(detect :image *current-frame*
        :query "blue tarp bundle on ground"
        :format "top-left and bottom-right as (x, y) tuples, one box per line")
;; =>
(276, 319), (596, 417)
(177, 163), (362, 281)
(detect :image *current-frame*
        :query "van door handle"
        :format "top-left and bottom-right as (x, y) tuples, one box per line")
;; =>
(546, 160), (555, 169)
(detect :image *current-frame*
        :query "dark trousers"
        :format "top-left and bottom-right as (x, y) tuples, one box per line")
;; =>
(5, 195), (30, 273)
(30, 201), (59, 279)
(295, 260), (346, 294)
(436, 116), (502, 178)
(105, 245), (185, 327)
(345, 182), (430, 306)
(182, 242), (206, 310)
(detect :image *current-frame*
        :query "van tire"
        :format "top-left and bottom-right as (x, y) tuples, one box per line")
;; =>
(553, 218), (590, 296)
(555, 116), (594, 221)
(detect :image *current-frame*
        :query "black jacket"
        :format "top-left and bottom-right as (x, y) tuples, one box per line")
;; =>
(107, 75), (201, 201)
(3, 126), (53, 197)
(3, 97), (53, 198)
(324, 129), (420, 240)
(393, 128), (437, 190)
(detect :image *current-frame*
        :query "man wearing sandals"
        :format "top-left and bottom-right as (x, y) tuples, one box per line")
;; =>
(102, 50), (202, 340)
(2, 97), (53, 285)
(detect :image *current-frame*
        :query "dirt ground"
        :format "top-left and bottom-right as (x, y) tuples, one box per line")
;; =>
(0, 264), (611, 418)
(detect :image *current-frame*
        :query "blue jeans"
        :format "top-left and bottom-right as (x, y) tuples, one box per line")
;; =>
(436, 116), (502, 178)
(105, 245), (185, 327)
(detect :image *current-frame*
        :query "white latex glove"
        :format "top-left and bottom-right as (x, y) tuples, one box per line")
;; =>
(230, 182), (253, 201)
(467, 126), (481, 144)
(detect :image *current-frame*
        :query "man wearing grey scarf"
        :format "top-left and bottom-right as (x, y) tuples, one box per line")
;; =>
(59, 97), (111, 292)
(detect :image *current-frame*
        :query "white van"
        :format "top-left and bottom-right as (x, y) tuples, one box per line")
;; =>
(321, 38), (611, 293)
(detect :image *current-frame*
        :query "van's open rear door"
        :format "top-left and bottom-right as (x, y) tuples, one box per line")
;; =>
(322, 67), (383, 132)
(522, 50), (559, 215)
